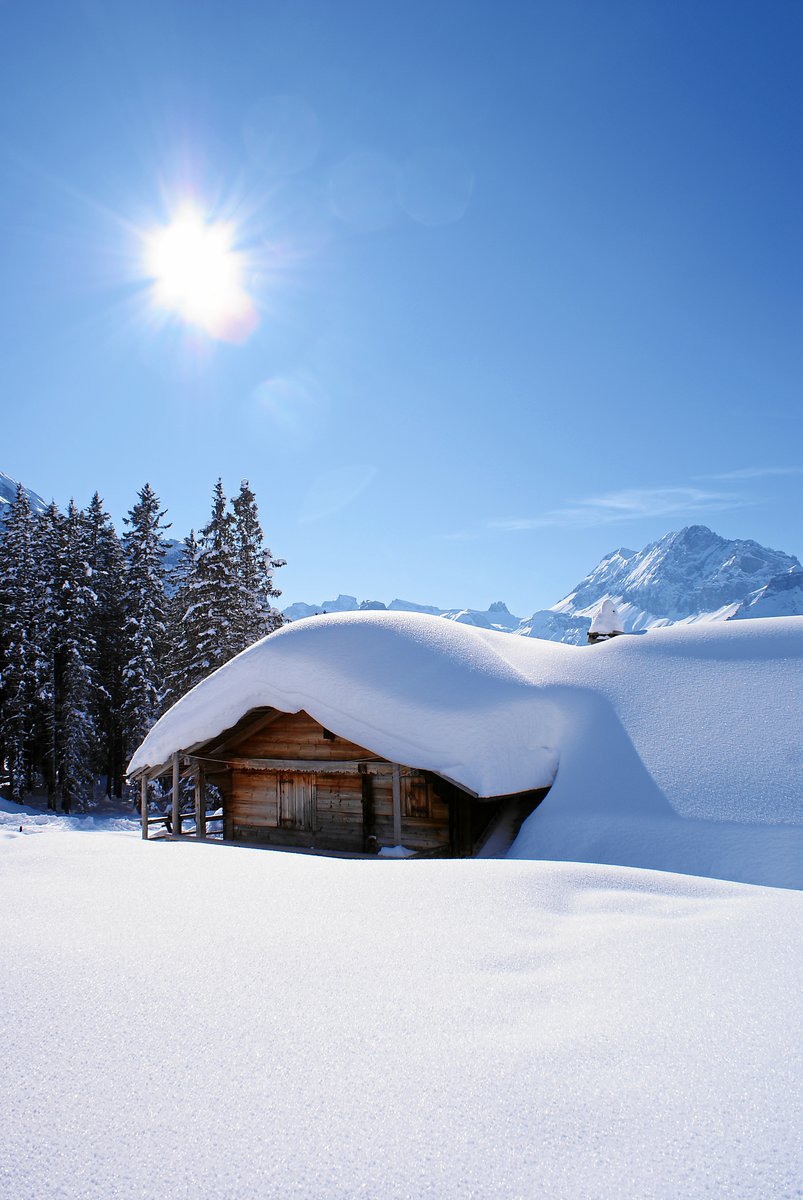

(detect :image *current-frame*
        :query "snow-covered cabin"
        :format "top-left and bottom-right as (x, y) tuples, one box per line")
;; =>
(128, 610), (803, 885)
(587, 597), (624, 643)
(127, 613), (556, 856)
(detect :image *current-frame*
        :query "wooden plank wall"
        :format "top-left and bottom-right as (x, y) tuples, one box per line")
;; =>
(233, 711), (380, 761)
(224, 710), (453, 854)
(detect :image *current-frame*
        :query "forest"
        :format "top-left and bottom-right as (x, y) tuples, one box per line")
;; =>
(0, 478), (284, 809)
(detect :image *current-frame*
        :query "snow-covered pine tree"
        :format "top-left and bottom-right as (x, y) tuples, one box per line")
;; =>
(35, 501), (64, 806)
(163, 528), (201, 707)
(121, 484), (170, 765)
(53, 500), (98, 812)
(83, 493), (128, 797)
(231, 478), (285, 653)
(0, 485), (42, 799)
(170, 480), (240, 697)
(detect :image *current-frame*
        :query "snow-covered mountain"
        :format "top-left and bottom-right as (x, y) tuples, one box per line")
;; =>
(283, 594), (523, 633)
(0, 470), (47, 515)
(3, 466), (800, 641)
(285, 526), (803, 642)
(551, 525), (801, 629)
(729, 568), (803, 620)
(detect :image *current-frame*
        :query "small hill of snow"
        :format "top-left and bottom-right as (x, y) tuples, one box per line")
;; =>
(130, 611), (803, 888)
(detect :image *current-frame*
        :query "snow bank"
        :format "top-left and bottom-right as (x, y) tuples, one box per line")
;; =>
(0, 828), (799, 1200)
(0, 794), (139, 839)
(129, 611), (802, 887)
(509, 616), (803, 887)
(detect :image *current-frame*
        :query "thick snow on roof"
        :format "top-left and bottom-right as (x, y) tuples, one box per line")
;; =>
(129, 611), (568, 796)
(589, 596), (623, 634)
(129, 611), (803, 886)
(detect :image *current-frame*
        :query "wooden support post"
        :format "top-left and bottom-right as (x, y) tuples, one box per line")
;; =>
(171, 753), (181, 837)
(392, 763), (402, 847)
(361, 772), (375, 852)
(140, 776), (148, 840)
(195, 766), (206, 839)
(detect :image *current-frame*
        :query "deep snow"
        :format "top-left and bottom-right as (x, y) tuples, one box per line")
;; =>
(129, 612), (803, 888)
(0, 823), (800, 1200)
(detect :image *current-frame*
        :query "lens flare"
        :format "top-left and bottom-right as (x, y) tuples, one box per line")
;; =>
(145, 206), (258, 342)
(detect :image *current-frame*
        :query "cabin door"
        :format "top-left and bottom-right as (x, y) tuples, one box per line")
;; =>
(277, 772), (315, 831)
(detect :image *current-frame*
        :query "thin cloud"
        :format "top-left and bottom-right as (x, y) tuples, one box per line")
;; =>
(486, 485), (755, 533)
(299, 465), (376, 523)
(697, 466), (803, 482)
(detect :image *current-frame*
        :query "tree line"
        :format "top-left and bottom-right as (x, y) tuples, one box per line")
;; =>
(0, 478), (284, 810)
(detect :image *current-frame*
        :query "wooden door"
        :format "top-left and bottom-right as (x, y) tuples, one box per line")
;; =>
(277, 772), (315, 830)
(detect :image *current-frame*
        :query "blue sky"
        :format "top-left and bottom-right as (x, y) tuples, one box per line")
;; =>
(1, 0), (800, 613)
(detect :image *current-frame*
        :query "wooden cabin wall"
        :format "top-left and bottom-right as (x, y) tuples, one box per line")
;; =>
(232, 711), (380, 762)
(220, 710), (454, 854)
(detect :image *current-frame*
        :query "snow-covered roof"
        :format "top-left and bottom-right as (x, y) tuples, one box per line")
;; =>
(589, 597), (623, 635)
(129, 612), (566, 796)
(129, 611), (801, 833)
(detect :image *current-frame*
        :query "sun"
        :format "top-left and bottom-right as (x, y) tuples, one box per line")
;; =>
(145, 206), (258, 342)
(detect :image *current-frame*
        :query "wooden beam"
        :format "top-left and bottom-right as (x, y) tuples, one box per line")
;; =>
(221, 757), (392, 775)
(140, 776), (148, 840)
(171, 753), (181, 837)
(195, 766), (207, 839)
(208, 708), (283, 754)
(392, 763), (402, 846)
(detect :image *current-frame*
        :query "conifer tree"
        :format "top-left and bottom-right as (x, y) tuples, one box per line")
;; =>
(163, 529), (201, 706)
(53, 500), (97, 812)
(84, 493), (128, 796)
(231, 478), (285, 652)
(35, 501), (64, 806)
(174, 479), (240, 694)
(0, 486), (41, 799)
(121, 484), (170, 763)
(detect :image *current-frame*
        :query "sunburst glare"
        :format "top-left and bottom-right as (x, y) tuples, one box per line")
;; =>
(144, 205), (258, 343)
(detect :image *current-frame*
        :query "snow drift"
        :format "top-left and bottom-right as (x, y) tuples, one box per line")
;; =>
(1, 830), (799, 1200)
(129, 611), (803, 888)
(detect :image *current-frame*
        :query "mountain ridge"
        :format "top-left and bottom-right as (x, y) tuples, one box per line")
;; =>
(284, 525), (803, 643)
(2, 471), (800, 643)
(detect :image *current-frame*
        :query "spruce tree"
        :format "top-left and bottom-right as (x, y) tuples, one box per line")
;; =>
(231, 478), (285, 653)
(35, 502), (64, 806)
(84, 493), (128, 797)
(53, 500), (97, 812)
(163, 529), (201, 706)
(121, 484), (170, 764)
(0, 486), (41, 799)
(175, 479), (240, 693)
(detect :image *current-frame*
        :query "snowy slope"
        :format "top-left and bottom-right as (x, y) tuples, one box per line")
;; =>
(730, 568), (803, 620)
(516, 609), (591, 644)
(0, 469), (47, 514)
(130, 611), (802, 888)
(551, 524), (801, 629)
(0, 826), (800, 1200)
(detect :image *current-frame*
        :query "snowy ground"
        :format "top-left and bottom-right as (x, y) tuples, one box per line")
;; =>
(1, 815), (800, 1200)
